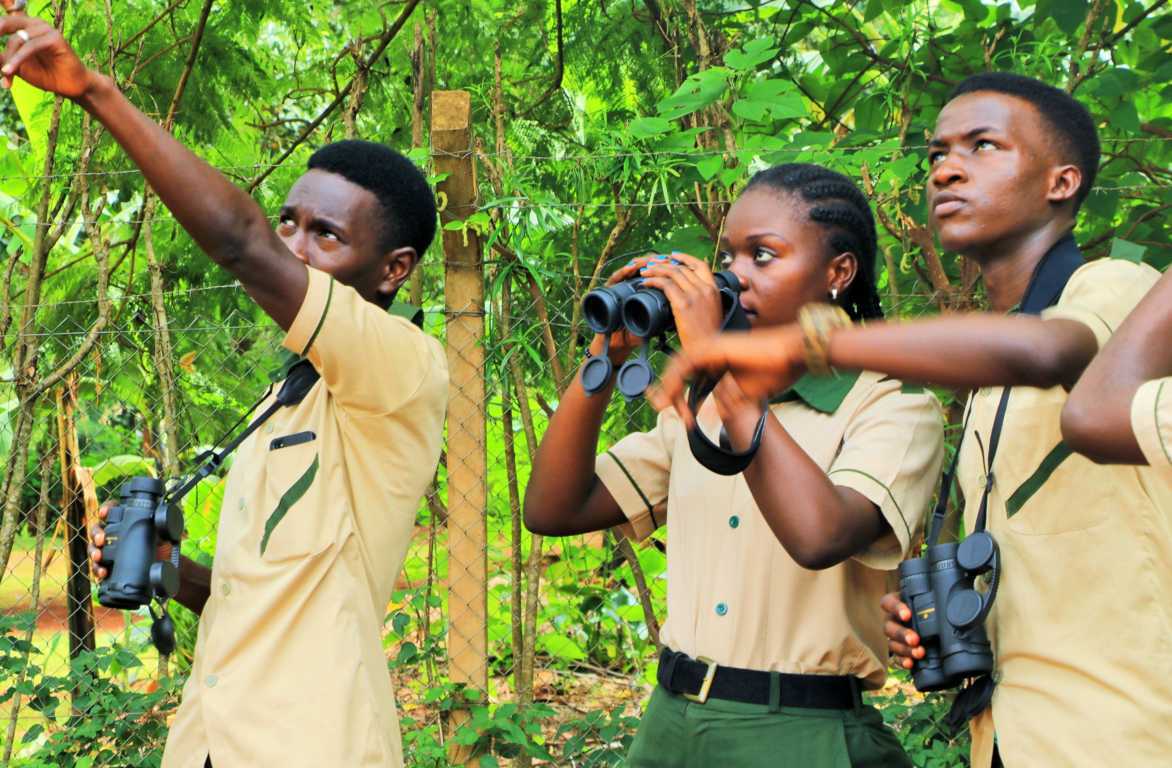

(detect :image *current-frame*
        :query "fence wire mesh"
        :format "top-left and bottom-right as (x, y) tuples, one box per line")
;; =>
(0, 151), (1166, 766)
(0, 245), (669, 765)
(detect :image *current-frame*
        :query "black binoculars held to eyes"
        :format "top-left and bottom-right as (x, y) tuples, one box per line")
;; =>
(898, 532), (1000, 692)
(98, 476), (184, 654)
(580, 261), (745, 399)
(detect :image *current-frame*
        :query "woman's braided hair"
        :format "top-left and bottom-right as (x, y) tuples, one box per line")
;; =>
(745, 163), (884, 321)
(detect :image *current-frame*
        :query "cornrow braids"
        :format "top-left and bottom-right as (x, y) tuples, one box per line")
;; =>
(745, 163), (884, 321)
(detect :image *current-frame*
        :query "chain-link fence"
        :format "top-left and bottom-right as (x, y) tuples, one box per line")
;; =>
(1, 128), (1167, 766)
(0, 252), (668, 766)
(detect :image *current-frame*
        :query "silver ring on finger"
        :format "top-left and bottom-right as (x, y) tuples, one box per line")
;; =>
(14, 28), (30, 43)
(10, 0), (29, 12)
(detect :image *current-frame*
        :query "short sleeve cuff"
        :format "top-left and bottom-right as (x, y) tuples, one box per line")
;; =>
(1131, 379), (1172, 469)
(829, 467), (911, 570)
(1042, 305), (1113, 350)
(283, 266), (333, 357)
(595, 451), (660, 542)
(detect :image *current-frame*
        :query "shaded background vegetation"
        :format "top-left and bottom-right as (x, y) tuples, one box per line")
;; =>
(0, 0), (1168, 765)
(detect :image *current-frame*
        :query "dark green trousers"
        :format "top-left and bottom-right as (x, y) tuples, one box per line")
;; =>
(625, 685), (912, 768)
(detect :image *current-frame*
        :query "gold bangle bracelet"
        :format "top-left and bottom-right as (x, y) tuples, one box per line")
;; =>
(797, 303), (851, 376)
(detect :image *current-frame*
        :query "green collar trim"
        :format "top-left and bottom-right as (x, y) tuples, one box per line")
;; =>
(389, 302), (425, 328)
(770, 369), (860, 414)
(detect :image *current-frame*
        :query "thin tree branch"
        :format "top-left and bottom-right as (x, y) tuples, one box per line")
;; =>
(114, 0), (189, 58)
(248, 0), (423, 192)
(523, 0), (565, 115)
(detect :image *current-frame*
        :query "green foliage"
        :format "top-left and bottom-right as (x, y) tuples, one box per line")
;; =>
(1, 614), (179, 767)
(0, 0), (1168, 763)
(875, 680), (972, 768)
(553, 707), (642, 766)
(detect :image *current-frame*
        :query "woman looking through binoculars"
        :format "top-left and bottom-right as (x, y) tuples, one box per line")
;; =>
(523, 163), (945, 767)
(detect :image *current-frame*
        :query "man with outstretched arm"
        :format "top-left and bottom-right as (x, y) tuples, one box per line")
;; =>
(1, 7), (447, 767)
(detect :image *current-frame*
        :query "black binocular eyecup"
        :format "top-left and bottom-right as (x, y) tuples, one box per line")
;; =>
(124, 476), (165, 497)
(583, 291), (623, 336)
(622, 289), (671, 339)
(583, 280), (640, 335)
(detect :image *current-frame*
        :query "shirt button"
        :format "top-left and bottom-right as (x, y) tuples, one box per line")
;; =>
(715, 602), (728, 616)
(238, 498), (245, 511)
(264, 425), (274, 435)
(206, 674), (218, 688)
(221, 581), (231, 597)
(728, 515), (740, 529)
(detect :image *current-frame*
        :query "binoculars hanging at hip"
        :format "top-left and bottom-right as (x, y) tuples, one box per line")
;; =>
(897, 532), (1000, 692)
(580, 263), (745, 399)
(98, 476), (183, 610)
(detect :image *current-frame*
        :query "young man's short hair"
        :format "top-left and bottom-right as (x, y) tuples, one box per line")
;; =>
(308, 140), (437, 256)
(949, 72), (1100, 211)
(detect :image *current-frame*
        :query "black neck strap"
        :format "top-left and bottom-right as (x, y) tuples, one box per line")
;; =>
(685, 283), (771, 476)
(925, 234), (1084, 545)
(165, 360), (321, 506)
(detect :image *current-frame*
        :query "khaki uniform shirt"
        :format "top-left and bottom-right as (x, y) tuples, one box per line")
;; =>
(960, 259), (1172, 768)
(596, 370), (944, 688)
(163, 267), (448, 768)
(1132, 378), (1172, 477)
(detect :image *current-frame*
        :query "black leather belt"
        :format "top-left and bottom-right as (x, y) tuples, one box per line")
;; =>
(657, 648), (862, 709)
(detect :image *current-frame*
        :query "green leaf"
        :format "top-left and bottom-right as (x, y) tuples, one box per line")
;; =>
(947, 0), (990, 22)
(1110, 237), (1146, 263)
(696, 154), (724, 180)
(537, 633), (587, 661)
(726, 38), (779, 71)
(719, 165), (743, 187)
(628, 116), (673, 138)
(731, 98), (770, 122)
(1036, 0), (1089, 34)
(743, 78), (794, 101)
(1109, 101), (1141, 133)
(453, 725), (480, 746)
(657, 68), (731, 119)
(11, 79), (53, 167)
(88, 455), (155, 487)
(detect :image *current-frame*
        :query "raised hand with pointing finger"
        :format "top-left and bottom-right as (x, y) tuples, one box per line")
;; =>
(0, 3), (90, 95)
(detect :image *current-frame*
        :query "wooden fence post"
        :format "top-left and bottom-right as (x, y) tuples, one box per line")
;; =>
(432, 89), (487, 764)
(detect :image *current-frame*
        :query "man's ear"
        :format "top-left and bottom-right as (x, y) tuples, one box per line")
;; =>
(378, 246), (419, 298)
(1046, 164), (1082, 207)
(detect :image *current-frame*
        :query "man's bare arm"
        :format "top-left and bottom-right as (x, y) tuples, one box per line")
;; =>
(0, 14), (307, 329)
(651, 314), (1100, 424)
(1062, 271), (1172, 464)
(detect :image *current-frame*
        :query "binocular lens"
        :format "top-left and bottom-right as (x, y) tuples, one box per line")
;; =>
(622, 290), (671, 338)
(583, 290), (623, 335)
